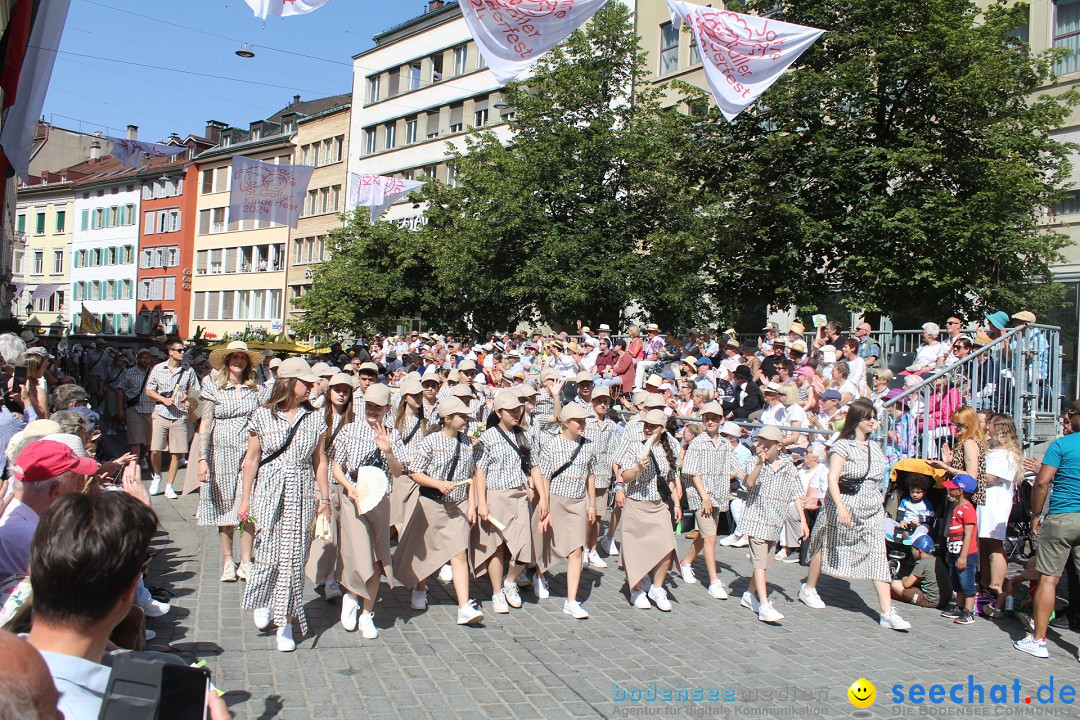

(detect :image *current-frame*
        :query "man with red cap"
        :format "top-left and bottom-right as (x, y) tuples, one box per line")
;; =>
(0, 439), (98, 582)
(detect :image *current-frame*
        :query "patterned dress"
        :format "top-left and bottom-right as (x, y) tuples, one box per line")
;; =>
(335, 421), (407, 500)
(196, 377), (260, 527)
(539, 435), (597, 500)
(583, 418), (618, 489)
(737, 455), (803, 542)
(950, 438), (987, 506)
(681, 432), (743, 512)
(241, 406), (328, 634)
(806, 438), (891, 582)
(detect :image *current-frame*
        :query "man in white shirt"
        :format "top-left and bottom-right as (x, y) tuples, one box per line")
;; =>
(841, 338), (868, 393)
(581, 337), (600, 372)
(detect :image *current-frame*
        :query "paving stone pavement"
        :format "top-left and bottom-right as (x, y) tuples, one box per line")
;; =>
(144, 473), (1079, 720)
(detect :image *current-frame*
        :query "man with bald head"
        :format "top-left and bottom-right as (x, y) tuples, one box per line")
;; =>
(0, 630), (63, 719)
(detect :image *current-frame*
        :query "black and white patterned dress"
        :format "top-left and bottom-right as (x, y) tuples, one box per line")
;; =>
(407, 431), (476, 503)
(737, 455), (803, 542)
(682, 433), (743, 512)
(196, 377), (260, 527)
(475, 427), (532, 491)
(335, 421), (407, 501)
(613, 436), (677, 502)
(539, 435), (597, 499)
(583, 418), (618, 489)
(806, 438), (890, 582)
(241, 406), (328, 634)
(531, 392), (561, 449)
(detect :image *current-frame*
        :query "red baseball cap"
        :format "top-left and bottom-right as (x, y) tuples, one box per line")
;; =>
(13, 440), (99, 482)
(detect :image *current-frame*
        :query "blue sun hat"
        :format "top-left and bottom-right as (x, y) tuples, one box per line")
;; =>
(985, 311), (1009, 331)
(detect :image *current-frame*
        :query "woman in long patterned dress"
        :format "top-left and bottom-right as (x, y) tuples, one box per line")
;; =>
(335, 384), (406, 640)
(614, 409), (682, 612)
(197, 341), (263, 583)
(799, 398), (912, 631)
(237, 358), (331, 652)
(389, 376), (428, 540)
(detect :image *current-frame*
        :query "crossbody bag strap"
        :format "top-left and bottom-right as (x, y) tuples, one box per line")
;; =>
(649, 443), (674, 506)
(403, 415), (423, 444)
(127, 369), (151, 403)
(259, 411), (312, 468)
(420, 433), (463, 502)
(495, 425), (531, 477)
(549, 437), (584, 481)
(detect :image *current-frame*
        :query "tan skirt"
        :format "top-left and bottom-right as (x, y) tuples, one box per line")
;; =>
(336, 487), (392, 602)
(181, 431), (202, 496)
(305, 487), (339, 584)
(540, 493), (587, 573)
(392, 495), (470, 589)
(389, 475), (418, 538)
(471, 487), (532, 576)
(621, 498), (676, 590)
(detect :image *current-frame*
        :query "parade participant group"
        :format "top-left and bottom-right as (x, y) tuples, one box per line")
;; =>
(0, 312), (1076, 680)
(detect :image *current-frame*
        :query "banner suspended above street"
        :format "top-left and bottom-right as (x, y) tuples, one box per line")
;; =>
(244, 0), (330, 19)
(667, 0), (824, 122)
(228, 155), (315, 229)
(106, 137), (186, 168)
(348, 173), (425, 224)
(460, 0), (610, 84)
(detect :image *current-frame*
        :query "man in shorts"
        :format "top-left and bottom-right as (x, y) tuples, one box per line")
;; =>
(145, 341), (197, 499)
(115, 348), (155, 466)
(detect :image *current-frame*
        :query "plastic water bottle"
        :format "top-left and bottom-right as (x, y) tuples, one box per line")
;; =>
(1005, 596), (1014, 612)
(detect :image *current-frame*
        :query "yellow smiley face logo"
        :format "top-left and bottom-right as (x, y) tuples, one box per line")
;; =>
(848, 678), (876, 708)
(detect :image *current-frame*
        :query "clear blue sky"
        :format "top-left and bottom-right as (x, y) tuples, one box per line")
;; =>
(43, 0), (423, 143)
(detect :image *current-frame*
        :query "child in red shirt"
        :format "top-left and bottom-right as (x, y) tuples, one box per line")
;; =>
(942, 473), (979, 625)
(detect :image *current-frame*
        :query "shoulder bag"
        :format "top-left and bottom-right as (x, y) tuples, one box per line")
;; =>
(837, 441), (871, 495)
(125, 370), (151, 408)
(548, 437), (585, 481)
(494, 425), (532, 478)
(258, 411), (313, 469)
(419, 433), (463, 503)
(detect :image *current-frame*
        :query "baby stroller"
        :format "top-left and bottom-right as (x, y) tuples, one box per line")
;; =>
(883, 459), (948, 578)
(1004, 475), (1035, 561)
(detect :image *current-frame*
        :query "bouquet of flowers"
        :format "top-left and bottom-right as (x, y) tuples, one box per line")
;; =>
(237, 511), (255, 533)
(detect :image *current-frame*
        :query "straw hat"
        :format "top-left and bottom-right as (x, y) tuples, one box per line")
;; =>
(209, 341), (264, 371)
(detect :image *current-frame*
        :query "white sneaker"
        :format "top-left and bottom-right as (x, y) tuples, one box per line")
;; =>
(276, 625), (295, 652)
(142, 598), (170, 618)
(502, 580), (523, 608)
(148, 475), (162, 496)
(608, 538), (620, 556)
(533, 572), (549, 599)
(647, 586), (672, 612)
(600, 536), (620, 556)
(220, 563), (237, 583)
(164, 485), (179, 500)
(253, 608), (271, 630)
(457, 599), (484, 625)
(563, 600), (589, 619)
(718, 533), (738, 546)
(758, 602), (784, 623)
(588, 550), (607, 568)
(740, 591), (761, 613)
(410, 589), (428, 611)
(236, 561), (251, 581)
(782, 553), (800, 564)
(679, 562), (697, 584)
(798, 583), (826, 609)
(731, 535), (749, 547)
(1014, 634), (1050, 659)
(631, 589), (651, 609)
(879, 607), (912, 631)
(358, 611), (379, 639)
(581, 550), (589, 568)
(323, 578), (343, 601)
(438, 564), (453, 583)
(145, 628), (156, 641)
(707, 579), (729, 600)
(491, 592), (510, 614)
(340, 593), (359, 631)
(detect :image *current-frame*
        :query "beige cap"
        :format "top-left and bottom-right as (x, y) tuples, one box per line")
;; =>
(559, 404), (587, 422)
(574, 370), (594, 384)
(421, 370), (441, 385)
(515, 384), (538, 398)
(364, 384), (391, 406)
(451, 383), (473, 398)
(539, 368), (560, 382)
(400, 377), (423, 395)
(756, 425), (785, 443)
(310, 362), (336, 378)
(493, 391), (523, 412)
(700, 402), (725, 417)
(268, 357), (283, 370)
(277, 357), (319, 383)
(720, 421), (742, 437)
(643, 409), (668, 426)
(645, 374), (663, 388)
(1011, 311), (1036, 323)
(328, 372), (357, 389)
(591, 386), (611, 400)
(355, 362), (377, 375)
(643, 393), (666, 409)
(438, 397), (469, 418)
(447, 369), (461, 383)
(458, 359), (478, 372)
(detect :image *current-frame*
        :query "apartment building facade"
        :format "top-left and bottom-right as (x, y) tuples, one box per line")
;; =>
(287, 103), (350, 331)
(13, 181), (74, 337)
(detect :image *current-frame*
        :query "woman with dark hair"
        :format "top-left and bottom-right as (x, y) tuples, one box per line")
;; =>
(237, 358), (331, 652)
(798, 398), (912, 630)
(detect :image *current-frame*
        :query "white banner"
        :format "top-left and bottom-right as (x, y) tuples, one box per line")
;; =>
(244, 0), (330, 19)
(668, 0), (824, 122)
(228, 156), (315, 229)
(348, 173), (425, 225)
(106, 137), (185, 168)
(460, 0), (609, 84)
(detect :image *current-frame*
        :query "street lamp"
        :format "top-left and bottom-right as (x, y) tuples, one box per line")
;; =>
(235, 43), (256, 59)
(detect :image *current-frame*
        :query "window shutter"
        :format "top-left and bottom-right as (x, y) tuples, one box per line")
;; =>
(210, 249), (222, 271)
(198, 209), (210, 235)
(222, 291), (234, 319)
(171, 211), (181, 233)
(164, 277), (175, 300)
(196, 250), (208, 274)
(226, 247), (239, 273)
(193, 293), (205, 320)
(207, 291), (220, 320)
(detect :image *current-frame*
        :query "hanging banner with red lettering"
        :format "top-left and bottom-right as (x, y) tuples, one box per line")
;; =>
(348, 173), (425, 224)
(228, 155), (314, 229)
(667, 0), (824, 122)
(460, 0), (610, 84)
(244, 0), (330, 19)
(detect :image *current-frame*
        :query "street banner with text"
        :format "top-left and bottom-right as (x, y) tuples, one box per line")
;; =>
(228, 155), (314, 229)
(245, 0), (330, 19)
(106, 137), (186, 168)
(348, 173), (425, 224)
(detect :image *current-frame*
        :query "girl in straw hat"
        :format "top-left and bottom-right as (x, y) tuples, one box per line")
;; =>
(536, 403), (596, 619)
(392, 396), (484, 625)
(197, 341), (263, 583)
(473, 390), (543, 614)
(613, 409), (681, 612)
(334, 384), (406, 639)
(237, 358), (331, 652)
(389, 376), (429, 540)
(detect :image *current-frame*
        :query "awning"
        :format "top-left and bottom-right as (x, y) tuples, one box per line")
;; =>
(30, 283), (63, 300)
(12, 283), (26, 296)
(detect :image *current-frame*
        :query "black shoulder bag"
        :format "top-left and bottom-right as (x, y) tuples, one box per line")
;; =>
(419, 433), (463, 503)
(837, 441), (872, 495)
(548, 438), (585, 481)
(259, 412), (313, 469)
(495, 425), (532, 478)
(126, 370), (151, 408)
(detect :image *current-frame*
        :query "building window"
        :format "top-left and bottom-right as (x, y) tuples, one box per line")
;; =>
(405, 118), (418, 145)
(55, 210), (66, 233)
(52, 250), (63, 274)
(1054, 190), (1080, 215)
(660, 21), (679, 75)
(449, 103), (463, 133)
(1056, 0), (1080, 74)
(453, 45), (468, 76)
(690, 37), (701, 65)
(16, 214), (25, 233)
(365, 129), (376, 155)
(32, 251), (43, 274)
(13, 249), (24, 275)
(167, 247), (179, 266)
(409, 62), (422, 91)
(35, 212), (45, 235)
(446, 164), (459, 188)
(368, 76), (381, 104)
(431, 54), (444, 82)
(384, 123), (397, 150)
(426, 111), (440, 139)
(474, 107), (488, 127)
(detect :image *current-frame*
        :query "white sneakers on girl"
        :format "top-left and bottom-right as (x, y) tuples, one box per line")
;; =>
(879, 607), (912, 631)
(457, 600), (484, 625)
(563, 600), (589, 619)
(707, 579), (729, 600)
(740, 591), (761, 613)
(679, 563), (697, 584)
(588, 550), (608, 568)
(533, 572), (550, 599)
(647, 586), (672, 612)
(438, 564), (453, 583)
(340, 593), (359, 631)
(502, 580), (523, 608)
(798, 584), (826, 609)
(276, 625), (295, 652)
(410, 589), (428, 610)
(631, 589), (651, 609)
(358, 611), (379, 639)
(253, 608), (271, 630)
(491, 592), (510, 614)
(758, 602), (784, 623)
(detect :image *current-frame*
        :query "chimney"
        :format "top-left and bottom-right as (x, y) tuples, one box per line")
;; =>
(292, 94), (301, 106)
(204, 120), (227, 144)
(428, 0), (444, 11)
(90, 131), (102, 160)
(126, 124), (138, 141)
